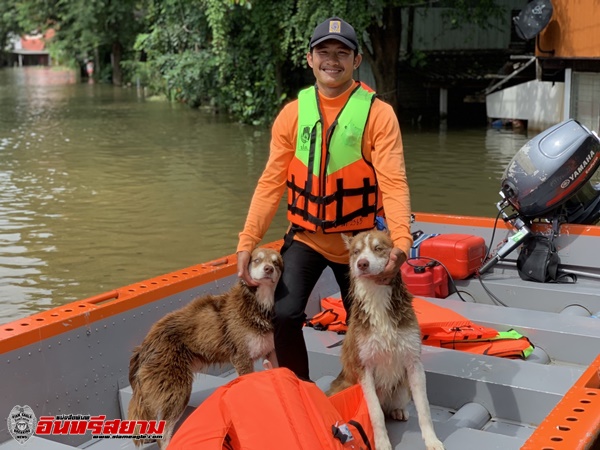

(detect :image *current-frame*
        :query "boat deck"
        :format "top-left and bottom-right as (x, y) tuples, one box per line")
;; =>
(2, 214), (600, 449)
(4, 296), (598, 450)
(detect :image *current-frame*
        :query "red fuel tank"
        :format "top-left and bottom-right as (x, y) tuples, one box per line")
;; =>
(418, 234), (486, 280)
(401, 259), (449, 298)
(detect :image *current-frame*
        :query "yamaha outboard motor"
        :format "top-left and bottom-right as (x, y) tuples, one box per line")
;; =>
(480, 119), (600, 273)
(501, 119), (600, 224)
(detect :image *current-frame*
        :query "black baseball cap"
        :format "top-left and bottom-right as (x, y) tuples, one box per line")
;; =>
(309, 17), (358, 50)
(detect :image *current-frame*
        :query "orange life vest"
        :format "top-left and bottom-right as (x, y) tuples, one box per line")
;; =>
(305, 297), (349, 333)
(412, 297), (499, 345)
(305, 308), (343, 330)
(436, 329), (534, 359)
(169, 367), (374, 450)
(287, 83), (382, 233)
(306, 297), (534, 359)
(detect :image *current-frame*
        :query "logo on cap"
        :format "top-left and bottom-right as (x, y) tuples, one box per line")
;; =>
(329, 20), (341, 34)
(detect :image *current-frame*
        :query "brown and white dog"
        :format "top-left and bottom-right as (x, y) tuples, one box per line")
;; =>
(327, 230), (444, 450)
(127, 247), (283, 448)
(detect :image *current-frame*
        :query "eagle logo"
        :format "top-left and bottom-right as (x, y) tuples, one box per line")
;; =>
(8, 405), (37, 444)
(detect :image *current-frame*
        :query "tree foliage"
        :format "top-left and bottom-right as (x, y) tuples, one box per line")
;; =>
(128, 0), (293, 125)
(127, 0), (216, 104)
(285, 0), (506, 114)
(10, 0), (142, 83)
(2, 0), (506, 124)
(0, 3), (23, 66)
(205, 0), (293, 124)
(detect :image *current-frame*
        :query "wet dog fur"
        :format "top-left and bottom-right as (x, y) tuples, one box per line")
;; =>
(327, 230), (444, 450)
(127, 247), (283, 448)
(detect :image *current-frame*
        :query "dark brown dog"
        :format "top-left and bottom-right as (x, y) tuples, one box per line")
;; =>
(127, 247), (283, 448)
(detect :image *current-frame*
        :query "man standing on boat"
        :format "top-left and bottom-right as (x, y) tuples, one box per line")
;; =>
(237, 16), (412, 381)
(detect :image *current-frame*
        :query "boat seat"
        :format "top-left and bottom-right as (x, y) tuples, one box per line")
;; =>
(78, 438), (158, 449)
(441, 427), (526, 450)
(115, 315), (589, 450)
(454, 269), (600, 316)
(302, 324), (592, 448)
(119, 370), (239, 420)
(118, 363), (266, 446)
(425, 296), (600, 366)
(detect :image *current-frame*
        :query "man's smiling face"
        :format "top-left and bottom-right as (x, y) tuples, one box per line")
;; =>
(307, 40), (361, 97)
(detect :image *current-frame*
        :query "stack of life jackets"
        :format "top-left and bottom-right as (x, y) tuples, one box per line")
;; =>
(306, 296), (534, 359)
(168, 367), (374, 450)
(305, 296), (349, 334)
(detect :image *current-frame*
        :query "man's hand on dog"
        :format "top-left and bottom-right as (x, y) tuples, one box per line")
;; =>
(237, 250), (260, 286)
(366, 247), (407, 285)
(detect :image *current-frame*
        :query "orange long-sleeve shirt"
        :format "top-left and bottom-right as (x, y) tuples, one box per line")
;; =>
(237, 82), (412, 264)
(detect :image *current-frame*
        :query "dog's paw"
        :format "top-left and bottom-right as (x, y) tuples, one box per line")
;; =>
(390, 408), (409, 421)
(425, 437), (445, 450)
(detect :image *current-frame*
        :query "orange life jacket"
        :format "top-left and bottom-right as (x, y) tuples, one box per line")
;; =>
(436, 329), (534, 359)
(287, 83), (382, 233)
(305, 297), (348, 333)
(412, 297), (499, 345)
(307, 297), (534, 359)
(169, 368), (374, 450)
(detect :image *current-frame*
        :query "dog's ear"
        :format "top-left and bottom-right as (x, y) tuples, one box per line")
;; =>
(341, 233), (352, 249)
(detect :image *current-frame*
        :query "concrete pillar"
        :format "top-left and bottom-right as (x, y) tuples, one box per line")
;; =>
(439, 88), (448, 121)
(563, 68), (572, 121)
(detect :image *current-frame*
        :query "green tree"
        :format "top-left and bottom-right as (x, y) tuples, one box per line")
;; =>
(287, 0), (506, 114)
(134, 0), (293, 125)
(204, 0), (293, 124)
(133, 0), (505, 122)
(13, 0), (142, 84)
(2, 0), (506, 123)
(131, 0), (218, 106)
(0, 3), (23, 66)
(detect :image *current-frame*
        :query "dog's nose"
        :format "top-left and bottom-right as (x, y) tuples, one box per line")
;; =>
(357, 258), (369, 270)
(264, 265), (274, 275)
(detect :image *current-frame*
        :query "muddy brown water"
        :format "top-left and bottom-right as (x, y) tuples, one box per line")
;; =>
(0, 67), (533, 323)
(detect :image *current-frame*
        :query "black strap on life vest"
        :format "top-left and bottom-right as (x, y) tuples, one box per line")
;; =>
(303, 119), (320, 222)
(305, 309), (339, 331)
(223, 433), (234, 450)
(348, 420), (373, 450)
(281, 224), (305, 255)
(325, 177), (377, 230)
(287, 177), (377, 231)
(332, 420), (372, 450)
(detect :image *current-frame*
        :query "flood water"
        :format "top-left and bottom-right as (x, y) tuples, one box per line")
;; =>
(0, 67), (532, 323)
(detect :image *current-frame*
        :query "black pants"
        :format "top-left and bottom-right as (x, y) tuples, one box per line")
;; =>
(273, 239), (351, 381)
